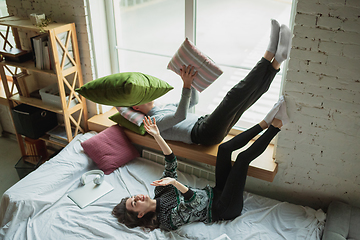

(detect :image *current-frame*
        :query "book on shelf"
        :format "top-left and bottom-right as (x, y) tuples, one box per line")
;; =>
(31, 34), (53, 70)
(31, 34), (45, 69)
(12, 72), (39, 97)
(0, 47), (26, 57)
(46, 124), (76, 142)
(0, 48), (32, 63)
(12, 72), (30, 97)
(43, 41), (51, 70)
(49, 136), (68, 145)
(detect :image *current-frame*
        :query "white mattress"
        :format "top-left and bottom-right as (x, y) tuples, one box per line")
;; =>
(0, 132), (326, 240)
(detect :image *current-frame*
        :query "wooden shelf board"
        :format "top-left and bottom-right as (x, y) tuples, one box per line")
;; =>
(9, 94), (64, 113)
(0, 16), (70, 31)
(88, 108), (278, 182)
(40, 134), (67, 148)
(0, 60), (56, 75)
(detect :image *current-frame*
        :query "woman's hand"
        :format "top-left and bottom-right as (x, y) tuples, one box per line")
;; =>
(150, 177), (176, 187)
(143, 116), (173, 155)
(151, 177), (189, 193)
(180, 65), (198, 89)
(143, 116), (160, 137)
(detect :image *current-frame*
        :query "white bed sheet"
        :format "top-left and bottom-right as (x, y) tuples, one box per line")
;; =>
(0, 132), (325, 240)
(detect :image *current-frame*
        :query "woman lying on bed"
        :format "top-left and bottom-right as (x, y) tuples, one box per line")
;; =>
(131, 19), (292, 145)
(112, 98), (289, 231)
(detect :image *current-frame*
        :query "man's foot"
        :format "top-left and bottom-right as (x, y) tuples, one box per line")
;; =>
(263, 96), (284, 127)
(274, 24), (292, 64)
(266, 19), (281, 54)
(274, 97), (289, 126)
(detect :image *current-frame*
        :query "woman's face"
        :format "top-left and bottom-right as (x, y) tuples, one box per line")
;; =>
(125, 194), (152, 218)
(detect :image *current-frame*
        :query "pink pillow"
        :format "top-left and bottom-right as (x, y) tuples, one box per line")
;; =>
(167, 38), (223, 92)
(81, 125), (139, 174)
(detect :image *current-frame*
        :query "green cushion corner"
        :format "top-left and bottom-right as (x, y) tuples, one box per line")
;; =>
(109, 112), (146, 135)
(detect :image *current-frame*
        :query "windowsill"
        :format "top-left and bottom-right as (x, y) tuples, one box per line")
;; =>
(88, 108), (278, 182)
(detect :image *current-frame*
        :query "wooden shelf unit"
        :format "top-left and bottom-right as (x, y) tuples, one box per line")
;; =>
(39, 134), (67, 148)
(0, 76), (14, 106)
(0, 59), (56, 75)
(0, 16), (88, 156)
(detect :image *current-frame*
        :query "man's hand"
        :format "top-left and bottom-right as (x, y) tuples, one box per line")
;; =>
(180, 65), (198, 89)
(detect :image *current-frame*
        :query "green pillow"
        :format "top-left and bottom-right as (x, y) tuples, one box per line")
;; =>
(75, 72), (173, 106)
(109, 112), (146, 135)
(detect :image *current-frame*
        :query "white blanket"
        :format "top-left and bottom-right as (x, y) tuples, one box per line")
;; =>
(0, 132), (325, 240)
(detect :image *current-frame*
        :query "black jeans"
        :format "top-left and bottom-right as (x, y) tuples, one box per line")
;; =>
(211, 124), (280, 221)
(191, 57), (279, 145)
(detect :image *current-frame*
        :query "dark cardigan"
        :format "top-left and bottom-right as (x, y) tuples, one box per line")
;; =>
(154, 153), (213, 231)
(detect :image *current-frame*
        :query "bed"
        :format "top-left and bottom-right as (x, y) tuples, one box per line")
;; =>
(322, 201), (360, 240)
(0, 131), (326, 240)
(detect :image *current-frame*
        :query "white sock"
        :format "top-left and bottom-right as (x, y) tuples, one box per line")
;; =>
(266, 19), (281, 54)
(274, 24), (292, 64)
(263, 96), (284, 126)
(275, 98), (289, 126)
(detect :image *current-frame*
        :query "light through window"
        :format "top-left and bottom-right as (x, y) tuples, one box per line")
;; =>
(0, 0), (14, 77)
(113, 0), (293, 130)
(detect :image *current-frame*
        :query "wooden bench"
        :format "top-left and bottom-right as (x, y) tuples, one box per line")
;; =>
(88, 108), (278, 182)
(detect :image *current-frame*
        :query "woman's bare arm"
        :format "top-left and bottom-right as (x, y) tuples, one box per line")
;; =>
(143, 116), (172, 155)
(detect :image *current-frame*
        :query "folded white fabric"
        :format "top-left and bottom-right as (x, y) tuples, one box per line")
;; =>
(116, 107), (145, 126)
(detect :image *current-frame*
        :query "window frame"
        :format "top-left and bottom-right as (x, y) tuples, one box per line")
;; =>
(99, 0), (296, 132)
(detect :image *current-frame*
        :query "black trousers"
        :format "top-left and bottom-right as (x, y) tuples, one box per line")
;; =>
(211, 124), (280, 221)
(191, 57), (279, 145)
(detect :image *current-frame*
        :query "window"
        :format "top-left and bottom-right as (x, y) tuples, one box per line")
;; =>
(0, 0), (10, 49)
(108, 0), (293, 130)
(112, 0), (185, 104)
(0, 0), (8, 17)
(0, 0), (15, 77)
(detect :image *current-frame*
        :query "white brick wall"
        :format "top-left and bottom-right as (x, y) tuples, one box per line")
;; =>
(246, 0), (360, 209)
(4, 0), (360, 210)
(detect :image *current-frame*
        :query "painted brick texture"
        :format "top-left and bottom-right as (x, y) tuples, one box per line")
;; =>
(268, 0), (360, 209)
